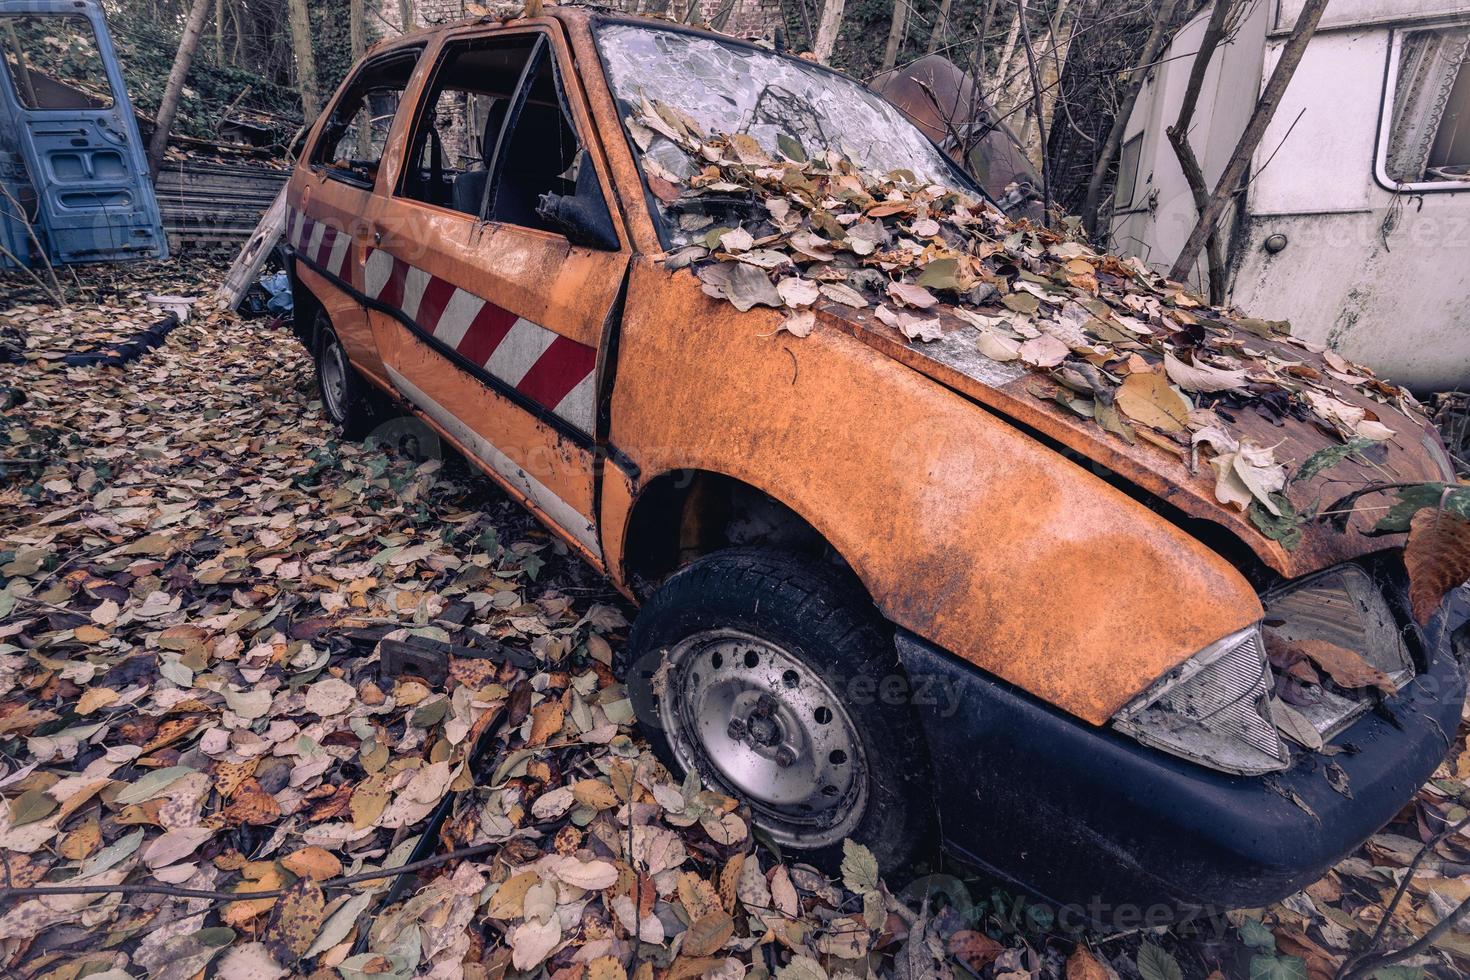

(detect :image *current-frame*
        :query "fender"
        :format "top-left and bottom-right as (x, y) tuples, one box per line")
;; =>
(604, 256), (1263, 725)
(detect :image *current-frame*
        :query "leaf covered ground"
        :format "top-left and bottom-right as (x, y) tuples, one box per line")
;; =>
(0, 264), (1469, 979)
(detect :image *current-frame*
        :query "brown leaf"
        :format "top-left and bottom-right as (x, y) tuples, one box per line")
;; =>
(349, 772), (391, 829)
(1115, 371), (1190, 433)
(223, 777), (283, 826)
(1406, 507), (1470, 625)
(681, 910), (734, 956)
(528, 699), (566, 747)
(267, 877), (327, 957)
(280, 846), (342, 881)
(58, 814), (101, 860)
(949, 930), (1004, 972)
(214, 758), (259, 800)
(1294, 639), (1397, 695)
(1066, 946), (1109, 980)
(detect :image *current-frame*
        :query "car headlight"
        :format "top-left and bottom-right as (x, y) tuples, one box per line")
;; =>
(1113, 626), (1289, 776)
(1259, 564), (1414, 742)
(1114, 564), (1415, 775)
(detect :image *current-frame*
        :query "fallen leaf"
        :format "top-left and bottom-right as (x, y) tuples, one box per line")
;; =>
(1406, 507), (1470, 625)
(1116, 372), (1190, 433)
(1293, 639), (1396, 695)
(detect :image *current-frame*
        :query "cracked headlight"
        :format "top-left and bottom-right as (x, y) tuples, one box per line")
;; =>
(1260, 564), (1414, 743)
(1113, 626), (1290, 776)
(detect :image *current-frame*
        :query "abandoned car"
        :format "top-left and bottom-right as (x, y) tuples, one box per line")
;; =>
(282, 7), (1465, 916)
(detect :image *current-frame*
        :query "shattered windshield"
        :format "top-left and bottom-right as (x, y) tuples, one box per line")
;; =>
(595, 23), (972, 245)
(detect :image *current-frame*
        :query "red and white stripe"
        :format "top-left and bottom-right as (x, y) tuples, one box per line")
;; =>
(286, 208), (354, 284)
(286, 207), (596, 435)
(363, 247), (596, 434)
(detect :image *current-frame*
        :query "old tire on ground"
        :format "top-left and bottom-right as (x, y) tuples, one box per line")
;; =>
(313, 313), (376, 439)
(625, 548), (935, 871)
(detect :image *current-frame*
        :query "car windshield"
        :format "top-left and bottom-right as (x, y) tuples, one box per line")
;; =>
(595, 23), (973, 244)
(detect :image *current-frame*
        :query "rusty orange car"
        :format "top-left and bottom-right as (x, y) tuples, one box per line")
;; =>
(282, 6), (1465, 919)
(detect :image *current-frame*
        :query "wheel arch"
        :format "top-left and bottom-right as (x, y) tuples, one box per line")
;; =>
(619, 468), (876, 606)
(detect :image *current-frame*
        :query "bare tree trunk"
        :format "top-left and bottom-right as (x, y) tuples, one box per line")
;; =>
(993, 9), (1020, 90)
(974, 0), (1000, 73)
(351, 0), (369, 159)
(813, 0), (845, 64)
(286, 0), (321, 122)
(1016, 0), (1051, 220)
(1169, 0), (1329, 285)
(927, 0), (953, 54)
(147, 0), (212, 178)
(880, 0), (909, 71)
(1166, 0), (1235, 302)
(214, 0), (223, 60)
(1080, 0), (1178, 237)
(398, 0), (414, 32)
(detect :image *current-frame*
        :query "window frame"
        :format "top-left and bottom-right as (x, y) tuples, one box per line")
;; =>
(0, 12), (116, 112)
(1115, 133), (1144, 213)
(309, 46), (424, 192)
(391, 27), (551, 221)
(1374, 18), (1470, 195)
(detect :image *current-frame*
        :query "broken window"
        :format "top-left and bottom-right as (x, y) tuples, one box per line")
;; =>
(1385, 26), (1470, 185)
(397, 34), (538, 216)
(595, 23), (973, 245)
(0, 13), (114, 111)
(311, 51), (420, 188)
(397, 32), (609, 243)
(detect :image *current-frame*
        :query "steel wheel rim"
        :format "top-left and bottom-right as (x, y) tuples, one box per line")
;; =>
(321, 338), (348, 422)
(658, 628), (868, 849)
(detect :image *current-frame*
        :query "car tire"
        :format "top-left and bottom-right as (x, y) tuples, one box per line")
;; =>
(624, 547), (936, 872)
(313, 314), (376, 439)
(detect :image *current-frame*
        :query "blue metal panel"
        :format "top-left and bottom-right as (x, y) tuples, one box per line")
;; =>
(0, 0), (166, 267)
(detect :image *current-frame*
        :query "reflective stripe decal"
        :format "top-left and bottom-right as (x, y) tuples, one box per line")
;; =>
(362, 245), (597, 434)
(287, 208), (599, 435)
(387, 365), (601, 556)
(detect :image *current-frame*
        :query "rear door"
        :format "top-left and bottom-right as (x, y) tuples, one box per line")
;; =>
(0, 1), (165, 263)
(288, 45), (423, 386)
(366, 22), (629, 563)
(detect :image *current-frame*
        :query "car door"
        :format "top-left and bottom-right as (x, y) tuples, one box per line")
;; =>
(0, 1), (164, 264)
(287, 45), (424, 386)
(365, 22), (629, 564)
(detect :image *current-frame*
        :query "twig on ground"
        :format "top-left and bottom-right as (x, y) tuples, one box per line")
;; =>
(0, 839), (506, 906)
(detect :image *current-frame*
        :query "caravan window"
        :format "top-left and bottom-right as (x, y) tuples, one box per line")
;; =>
(1384, 26), (1470, 185)
(0, 14), (115, 111)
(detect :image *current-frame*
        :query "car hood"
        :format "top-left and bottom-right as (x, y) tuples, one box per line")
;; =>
(814, 299), (1449, 580)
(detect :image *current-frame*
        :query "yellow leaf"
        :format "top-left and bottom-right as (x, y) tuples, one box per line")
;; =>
(1115, 371), (1190, 433)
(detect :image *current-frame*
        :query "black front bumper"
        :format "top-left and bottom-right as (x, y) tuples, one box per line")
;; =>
(898, 614), (1464, 922)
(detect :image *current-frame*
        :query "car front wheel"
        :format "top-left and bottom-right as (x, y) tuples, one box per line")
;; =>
(625, 548), (935, 871)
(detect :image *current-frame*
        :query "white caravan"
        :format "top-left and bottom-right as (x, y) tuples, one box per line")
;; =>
(1110, 0), (1470, 392)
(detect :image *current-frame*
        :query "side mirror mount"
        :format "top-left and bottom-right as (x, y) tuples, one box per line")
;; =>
(536, 160), (620, 251)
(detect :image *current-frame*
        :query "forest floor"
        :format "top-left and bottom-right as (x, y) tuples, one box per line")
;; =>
(0, 260), (1466, 979)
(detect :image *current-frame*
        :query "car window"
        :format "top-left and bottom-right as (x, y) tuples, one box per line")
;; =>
(397, 31), (612, 242)
(0, 13), (115, 111)
(311, 51), (420, 188)
(595, 23), (976, 247)
(485, 43), (586, 233)
(1384, 26), (1470, 186)
(397, 33), (539, 216)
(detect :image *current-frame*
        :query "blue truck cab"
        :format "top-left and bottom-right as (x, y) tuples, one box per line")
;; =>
(0, 0), (165, 267)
